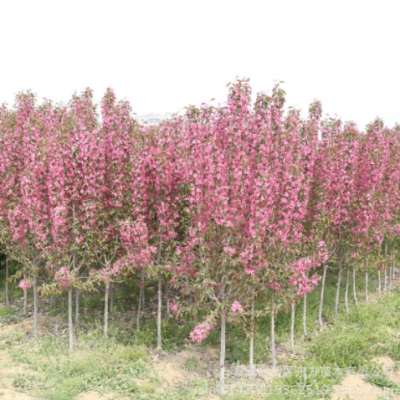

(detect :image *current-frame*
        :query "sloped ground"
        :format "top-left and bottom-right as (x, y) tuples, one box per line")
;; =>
(1, 272), (400, 399)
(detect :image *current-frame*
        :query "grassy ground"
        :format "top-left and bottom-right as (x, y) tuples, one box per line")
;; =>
(1, 266), (400, 399)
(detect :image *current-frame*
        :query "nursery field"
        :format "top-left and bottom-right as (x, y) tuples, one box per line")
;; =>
(2, 267), (400, 400)
(1, 80), (400, 400)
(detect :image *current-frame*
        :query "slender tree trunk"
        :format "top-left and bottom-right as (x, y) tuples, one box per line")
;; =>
(344, 266), (349, 312)
(271, 297), (276, 368)
(335, 261), (343, 315)
(393, 260), (396, 282)
(104, 278), (109, 338)
(109, 283), (113, 313)
(378, 270), (381, 296)
(352, 268), (358, 306)
(165, 280), (169, 319)
(141, 281), (145, 308)
(33, 278), (38, 338)
(249, 296), (255, 374)
(365, 272), (368, 301)
(5, 256), (9, 306)
(318, 263), (327, 329)
(23, 273), (27, 316)
(290, 303), (295, 353)
(157, 274), (162, 351)
(68, 287), (73, 351)
(220, 307), (226, 396)
(303, 271), (308, 338)
(384, 268), (387, 292)
(75, 289), (79, 324)
(137, 270), (144, 330)
(50, 296), (53, 308)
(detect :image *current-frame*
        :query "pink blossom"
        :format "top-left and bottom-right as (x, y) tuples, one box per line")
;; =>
(55, 267), (71, 287)
(19, 279), (32, 291)
(189, 322), (214, 343)
(231, 300), (243, 315)
(170, 302), (178, 314)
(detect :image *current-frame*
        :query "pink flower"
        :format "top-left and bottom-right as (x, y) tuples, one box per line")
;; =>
(19, 279), (32, 291)
(55, 267), (71, 287)
(165, 265), (172, 271)
(190, 322), (214, 343)
(223, 246), (236, 257)
(231, 300), (244, 315)
(170, 302), (178, 314)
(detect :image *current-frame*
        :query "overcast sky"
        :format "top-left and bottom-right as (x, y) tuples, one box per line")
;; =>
(1, 0), (399, 129)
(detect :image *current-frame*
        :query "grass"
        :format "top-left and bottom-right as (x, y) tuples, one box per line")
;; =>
(1, 263), (400, 399)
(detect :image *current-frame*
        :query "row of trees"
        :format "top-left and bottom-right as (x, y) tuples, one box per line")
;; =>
(1, 79), (399, 394)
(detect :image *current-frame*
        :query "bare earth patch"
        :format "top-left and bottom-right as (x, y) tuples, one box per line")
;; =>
(0, 315), (61, 336)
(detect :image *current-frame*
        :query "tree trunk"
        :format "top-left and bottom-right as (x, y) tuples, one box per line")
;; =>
(220, 307), (226, 396)
(290, 303), (295, 353)
(23, 273), (27, 316)
(344, 266), (349, 312)
(157, 274), (162, 351)
(393, 260), (396, 282)
(165, 280), (170, 319)
(249, 296), (255, 374)
(5, 256), (9, 306)
(68, 287), (73, 351)
(33, 278), (38, 338)
(137, 270), (144, 330)
(334, 261), (343, 315)
(384, 268), (387, 292)
(318, 263), (327, 329)
(50, 296), (53, 308)
(303, 271), (308, 338)
(378, 271), (381, 296)
(353, 268), (358, 306)
(271, 298), (276, 368)
(75, 289), (79, 324)
(109, 283), (113, 313)
(365, 272), (368, 301)
(104, 278), (109, 338)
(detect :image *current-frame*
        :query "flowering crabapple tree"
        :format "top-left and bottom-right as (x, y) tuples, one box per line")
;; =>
(90, 88), (151, 338)
(141, 116), (188, 350)
(0, 91), (56, 338)
(42, 88), (101, 350)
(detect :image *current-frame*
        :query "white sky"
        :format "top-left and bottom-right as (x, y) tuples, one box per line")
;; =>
(1, 0), (399, 130)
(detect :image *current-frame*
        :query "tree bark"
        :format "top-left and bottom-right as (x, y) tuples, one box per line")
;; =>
(220, 307), (226, 396)
(353, 268), (358, 306)
(33, 278), (38, 338)
(365, 272), (368, 301)
(271, 297), (276, 368)
(5, 256), (9, 306)
(378, 270), (381, 296)
(104, 278), (109, 338)
(157, 274), (162, 351)
(290, 303), (295, 353)
(165, 280), (170, 319)
(393, 260), (396, 281)
(334, 260), (343, 316)
(344, 266), (349, 312)
(68, 287), (73, 351)
(303, 271), (308, 338)
(318, 263), (327, 329)
(23, 273), (27, 316)
(50, 296), (53, 308)
(384, 268), (387, 292)
(136, 270), (144, 330)
(249, 296), (255, 374)
(109, 283), (113, 313)
(75, 289), (79, 324)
